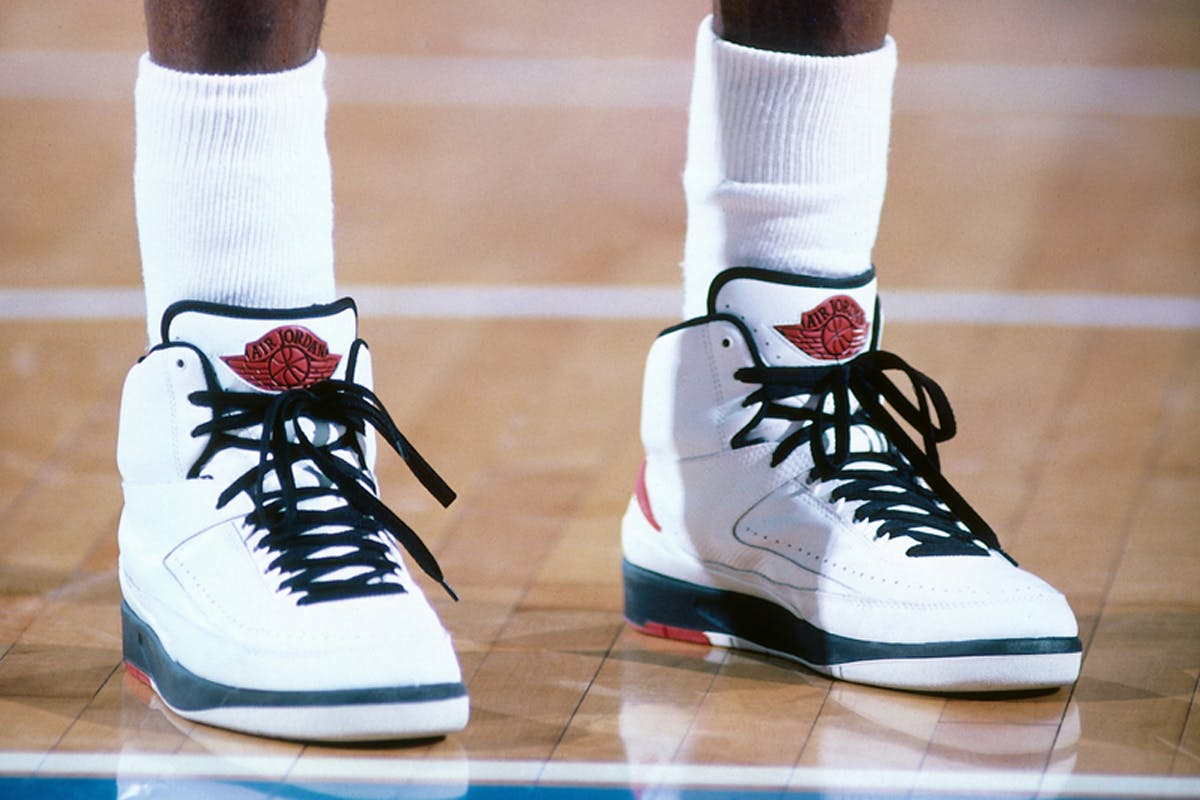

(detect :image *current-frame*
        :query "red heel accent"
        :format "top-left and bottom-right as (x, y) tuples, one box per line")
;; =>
(124, 661), (153, 687)
(634, 461), (661, 532)
(630, 619), (711, 645)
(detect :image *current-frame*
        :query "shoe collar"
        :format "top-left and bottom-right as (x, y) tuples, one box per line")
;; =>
(707, 267), (880, 368)
(160, 298), (360, 392)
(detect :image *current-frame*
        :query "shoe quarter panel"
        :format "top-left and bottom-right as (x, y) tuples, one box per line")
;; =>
(640, 317), (799, 567)
(117, 346), (212, 484)
(640, 319), (761, 461)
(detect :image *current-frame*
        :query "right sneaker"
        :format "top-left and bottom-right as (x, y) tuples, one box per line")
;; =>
(623, 267), (1082, 692)
(117, 298), (468, 741)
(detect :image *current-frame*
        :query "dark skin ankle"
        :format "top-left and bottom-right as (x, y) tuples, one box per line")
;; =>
(714, 0), (892, 56)
(145, 0), (328, 74)
(145, 0), (889, 72)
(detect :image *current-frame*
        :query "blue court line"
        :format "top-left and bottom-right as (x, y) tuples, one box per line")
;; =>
(6, 775), (1194, 800)
(6, 777), (793, 800)
(5, 754), (1200, 800)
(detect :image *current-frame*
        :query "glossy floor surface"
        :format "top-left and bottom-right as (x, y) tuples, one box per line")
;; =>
(1, 2), (1198, 797)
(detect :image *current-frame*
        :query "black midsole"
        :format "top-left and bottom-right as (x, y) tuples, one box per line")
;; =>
(121, 601), (467, 712)
(622, 560), (1082, 666)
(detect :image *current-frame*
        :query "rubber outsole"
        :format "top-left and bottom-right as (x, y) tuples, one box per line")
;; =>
(121, 601), (469, 741)
(622, 559), (1082, 692)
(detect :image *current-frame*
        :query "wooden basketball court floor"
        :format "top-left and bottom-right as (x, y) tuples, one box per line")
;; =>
(1, 1), (1198, 797)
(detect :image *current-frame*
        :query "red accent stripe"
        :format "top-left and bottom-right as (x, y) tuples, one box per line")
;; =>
(634, 460), (661, 532)
(631, 619), (711, 645)
(124, 661), (153, 687)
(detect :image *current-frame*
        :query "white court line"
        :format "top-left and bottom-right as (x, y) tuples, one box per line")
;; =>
(3, 751), (1200, 797)
(2, 50), (1199, 116)
(1, 285), (1198, 329)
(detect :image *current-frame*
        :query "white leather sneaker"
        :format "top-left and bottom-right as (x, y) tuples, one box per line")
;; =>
(117, 298), (468, 740)
(623, 268), (1081, 692)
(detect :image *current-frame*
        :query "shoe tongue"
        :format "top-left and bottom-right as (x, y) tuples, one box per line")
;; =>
(162, 299), (359, 392)
(710, 269), (879, 367)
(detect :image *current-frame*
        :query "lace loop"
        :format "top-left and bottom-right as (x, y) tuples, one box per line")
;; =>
(189, 379), (459, 603)
(734, 351), (1011, 563)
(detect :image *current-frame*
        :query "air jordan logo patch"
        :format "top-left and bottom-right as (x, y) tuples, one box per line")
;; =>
(774, 295), (870, 361)
(221, 326), (342, 391)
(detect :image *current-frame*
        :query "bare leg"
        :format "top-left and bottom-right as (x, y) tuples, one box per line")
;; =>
(145, 0), (327, 74)
(714, 0), (891, 56)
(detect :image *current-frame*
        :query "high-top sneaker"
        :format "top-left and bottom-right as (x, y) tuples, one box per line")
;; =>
(117, 298), (468, 740)
(623, 268), (1081, 691)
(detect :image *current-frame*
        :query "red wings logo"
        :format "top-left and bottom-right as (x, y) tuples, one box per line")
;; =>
(774, 295), (870, 361)
(220, 326), (342, 391)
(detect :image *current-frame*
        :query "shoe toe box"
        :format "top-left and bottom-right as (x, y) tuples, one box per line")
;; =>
(136, 521), (463, 692)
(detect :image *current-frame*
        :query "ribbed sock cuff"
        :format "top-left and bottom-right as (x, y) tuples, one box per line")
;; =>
(135, 52), (336, 342)
(682, 17), (897, 316)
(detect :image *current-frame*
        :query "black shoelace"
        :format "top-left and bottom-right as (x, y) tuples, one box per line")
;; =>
(187, 379), (458, 604)
(733, 351), (1013, 563)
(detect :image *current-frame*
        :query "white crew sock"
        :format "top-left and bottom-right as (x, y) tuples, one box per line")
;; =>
(134, 52), (336, 342)
(682, 17), (897, 316)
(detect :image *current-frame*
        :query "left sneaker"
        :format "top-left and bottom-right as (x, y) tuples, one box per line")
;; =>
(117, 298), (468, 740)
(622, 267), (1082, 692)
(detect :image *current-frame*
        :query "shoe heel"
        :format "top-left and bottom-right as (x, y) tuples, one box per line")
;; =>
(121, 602), (150, 678)
(622, 559), (719, 645)
(624, 559), (836, 670)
